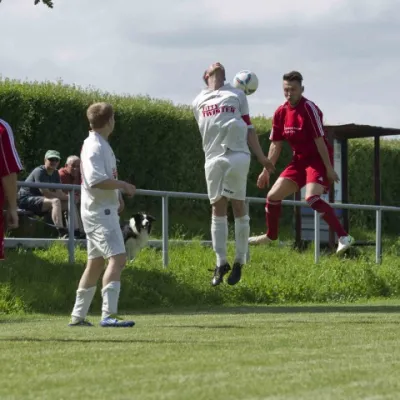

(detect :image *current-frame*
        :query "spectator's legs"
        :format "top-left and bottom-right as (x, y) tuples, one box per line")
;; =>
(42, 198), (67, 236)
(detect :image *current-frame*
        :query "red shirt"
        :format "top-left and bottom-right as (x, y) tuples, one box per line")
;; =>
(0, 119), (23, 207)
(59, 167), (81, 186)
(269, 97), (332, 160)
(59, 166), (81, 199)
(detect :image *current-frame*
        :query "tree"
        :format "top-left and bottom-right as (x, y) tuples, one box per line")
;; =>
(0, 0), (54, 7)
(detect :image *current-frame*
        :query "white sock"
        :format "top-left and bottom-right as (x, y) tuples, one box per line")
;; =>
(101, 281), (121, 320)
(235, 215), (250, 265)
(71, 286), (96, 322)
(211, 215), (228, 266)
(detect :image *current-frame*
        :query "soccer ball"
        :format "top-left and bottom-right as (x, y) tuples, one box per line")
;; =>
(232, 70), (259, 95)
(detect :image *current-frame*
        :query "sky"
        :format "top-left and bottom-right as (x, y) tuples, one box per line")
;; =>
(0, 0), (399, 128)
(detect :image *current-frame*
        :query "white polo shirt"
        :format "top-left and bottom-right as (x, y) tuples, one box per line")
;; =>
(192, 83), (251, 161)
(80, 131), (120, 233)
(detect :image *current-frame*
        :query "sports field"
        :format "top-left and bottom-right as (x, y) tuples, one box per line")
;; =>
(2, 235), (400, 399)
(1, 302), (400, 400)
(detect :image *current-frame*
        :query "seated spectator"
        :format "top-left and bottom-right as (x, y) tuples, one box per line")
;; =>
(17, 150), (84, 239)
(59, 155), (84, 235)
(59, 155), (81, 196)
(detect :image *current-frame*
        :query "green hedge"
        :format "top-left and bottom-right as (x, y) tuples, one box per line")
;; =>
(0, 78), (399, 233)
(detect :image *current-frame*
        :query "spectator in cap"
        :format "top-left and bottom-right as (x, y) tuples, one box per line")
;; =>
(18, 150), (83, 238)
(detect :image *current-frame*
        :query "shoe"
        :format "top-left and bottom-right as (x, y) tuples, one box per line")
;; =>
(100, 315), (135, 328)
(227, 262), (243, 286)
(68, 318), (93, 327)
(337, 235), (355, 254)
(211, 263), (231, 287)
(248, 234), (272, 246)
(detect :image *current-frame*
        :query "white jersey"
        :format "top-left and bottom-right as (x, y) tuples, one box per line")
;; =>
(192, 83), (252, 160)
(80, 131), (120, 233)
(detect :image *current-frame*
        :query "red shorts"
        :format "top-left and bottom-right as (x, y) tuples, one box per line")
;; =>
(280, 155), (333, 193)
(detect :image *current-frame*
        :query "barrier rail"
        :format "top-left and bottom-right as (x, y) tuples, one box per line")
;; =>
(10, 181), (400, 266)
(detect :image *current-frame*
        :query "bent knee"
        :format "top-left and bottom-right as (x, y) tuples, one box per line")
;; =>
(50, 198), (62, 207)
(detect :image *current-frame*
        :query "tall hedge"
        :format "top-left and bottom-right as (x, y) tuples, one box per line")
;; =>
(0, 78), (399, 232)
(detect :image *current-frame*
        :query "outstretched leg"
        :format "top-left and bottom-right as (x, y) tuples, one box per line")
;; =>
(305, 183), (354, 253)
(249, 177), (298, 245)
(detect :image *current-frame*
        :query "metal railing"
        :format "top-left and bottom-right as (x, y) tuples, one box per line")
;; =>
(10, 181), (400, 266)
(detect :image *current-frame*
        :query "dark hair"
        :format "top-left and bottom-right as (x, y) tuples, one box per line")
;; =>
(283, 71), (303, 84)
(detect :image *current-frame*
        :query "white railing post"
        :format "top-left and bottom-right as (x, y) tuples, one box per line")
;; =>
(376, 209), (382, 264)
(162, 195), (169, 267)
(314, 210), (320, 264)
(9, 182), (400, 266)
(67, 189), (75, 264)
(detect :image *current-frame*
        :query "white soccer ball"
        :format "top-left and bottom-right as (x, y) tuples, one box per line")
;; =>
(232, 70), (259, 95)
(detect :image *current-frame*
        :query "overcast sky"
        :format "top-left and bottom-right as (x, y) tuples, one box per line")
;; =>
(1, 0), (399, 128)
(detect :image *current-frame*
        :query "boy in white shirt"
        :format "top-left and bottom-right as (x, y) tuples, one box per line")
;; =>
(69, 102), (136, 327)
(192, 62), (275, 286)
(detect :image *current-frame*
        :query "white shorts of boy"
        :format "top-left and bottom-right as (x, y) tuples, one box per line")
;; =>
(85, 218), (126, 260)
(205, 150), (250, 205)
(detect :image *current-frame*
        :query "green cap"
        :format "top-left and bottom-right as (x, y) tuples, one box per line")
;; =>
(45, 150), (61, 160)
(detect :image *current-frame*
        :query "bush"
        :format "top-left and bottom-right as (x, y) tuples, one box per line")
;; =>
(1, 77), (399, 233)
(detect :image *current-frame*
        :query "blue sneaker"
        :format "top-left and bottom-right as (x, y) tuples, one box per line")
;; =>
(100, 315), (135, 328)
(68, 318), (93, 327)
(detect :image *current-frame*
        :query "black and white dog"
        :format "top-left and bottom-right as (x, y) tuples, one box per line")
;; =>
(121, 212), (156, 261)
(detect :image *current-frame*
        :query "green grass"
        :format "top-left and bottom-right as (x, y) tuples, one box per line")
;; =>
(1, 230), (400, 314)
(1, 304), (400, 399)
(2, 230), (400, 398)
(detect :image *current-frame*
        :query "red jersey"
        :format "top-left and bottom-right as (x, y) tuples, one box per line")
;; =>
(0, 119), (23, 207)
(269, 97), (332, 160)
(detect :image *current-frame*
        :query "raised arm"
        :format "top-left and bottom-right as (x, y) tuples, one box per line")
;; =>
(239, 93), (274, 172)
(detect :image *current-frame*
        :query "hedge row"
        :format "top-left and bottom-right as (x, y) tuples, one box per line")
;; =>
(0, 78), (399, 232)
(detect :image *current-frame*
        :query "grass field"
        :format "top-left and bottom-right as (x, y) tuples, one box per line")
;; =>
(1, 302), (400, 400)
(2, 227), (400, 399)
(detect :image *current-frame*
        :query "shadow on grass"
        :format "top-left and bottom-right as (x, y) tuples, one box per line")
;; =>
(0, 337), (203, 344)
(135, 304), (400, 315)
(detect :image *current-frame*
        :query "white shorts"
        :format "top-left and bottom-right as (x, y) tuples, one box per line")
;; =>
(86, 223), (126, 260)
(205, 150), (250, 204)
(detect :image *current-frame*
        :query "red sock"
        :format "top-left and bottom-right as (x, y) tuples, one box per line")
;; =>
(306, 195), (347, 238)
(265, 200), (281, 240)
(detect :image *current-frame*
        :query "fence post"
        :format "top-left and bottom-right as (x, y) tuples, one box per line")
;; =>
(67, 189), (75, 264)
(245, 199), (250, 263)
(314, 210), (320, 264)
(162, 195), (169, 267)
(376, 209), (382, 264)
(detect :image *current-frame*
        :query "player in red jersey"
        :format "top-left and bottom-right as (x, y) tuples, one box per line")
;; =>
(248, 71), (354, 253)
(0, 119), (23, 260)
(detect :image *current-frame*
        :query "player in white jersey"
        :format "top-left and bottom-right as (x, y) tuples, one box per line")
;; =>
(192, 62), (275, 286)
(69, 102), (136, 327)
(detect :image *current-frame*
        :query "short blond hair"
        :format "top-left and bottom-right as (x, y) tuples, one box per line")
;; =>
(86, 102), (114, 130)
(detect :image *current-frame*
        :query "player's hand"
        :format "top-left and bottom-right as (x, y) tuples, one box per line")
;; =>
(258, 156), (275, 173)
(327, 168), (340, 184)
(6, 208), (19, 230)
(122, 182), (136, 197)
(118, 197), (125, 214)
(257, 169), (270, 189)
